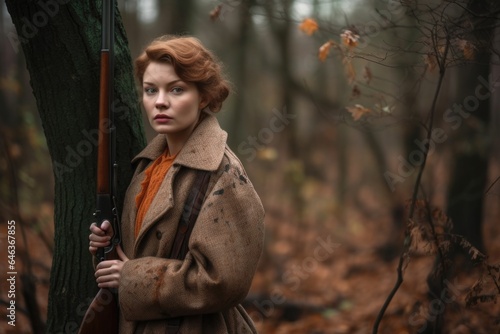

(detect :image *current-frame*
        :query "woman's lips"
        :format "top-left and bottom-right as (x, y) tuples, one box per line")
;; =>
(154, 114), (172, 123)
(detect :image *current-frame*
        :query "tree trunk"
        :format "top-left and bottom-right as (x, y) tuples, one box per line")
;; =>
(5, 1), (145, 332)
(423, 1), (496, 333)
(227, 0), (254, 149)
(446, 0), (495, 257)
(264, 0), (298, 159)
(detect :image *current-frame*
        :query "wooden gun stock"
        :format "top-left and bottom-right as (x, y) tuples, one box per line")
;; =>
(78, 288), (119, 334)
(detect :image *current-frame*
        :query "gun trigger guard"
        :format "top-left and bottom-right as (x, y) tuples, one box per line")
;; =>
(111, 196), (121, 246)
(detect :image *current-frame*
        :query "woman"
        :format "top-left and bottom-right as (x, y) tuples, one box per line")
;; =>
(89, 35), (265, 333)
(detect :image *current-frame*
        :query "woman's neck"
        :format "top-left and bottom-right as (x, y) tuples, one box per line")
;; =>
(164, 124), (197, 156)
(165, 138), (183, 156)
(165, 113), (205, 156)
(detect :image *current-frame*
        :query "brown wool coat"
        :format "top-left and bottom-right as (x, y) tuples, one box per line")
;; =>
(117, 114), (265, 334)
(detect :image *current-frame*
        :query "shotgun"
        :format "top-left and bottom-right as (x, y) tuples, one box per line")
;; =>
(78, 0), (120, 333)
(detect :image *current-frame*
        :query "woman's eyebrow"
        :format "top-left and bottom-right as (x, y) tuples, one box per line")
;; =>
(142, 79), (183, 86)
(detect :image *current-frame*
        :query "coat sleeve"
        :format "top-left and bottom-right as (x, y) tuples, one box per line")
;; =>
(118, 165), (265, 321)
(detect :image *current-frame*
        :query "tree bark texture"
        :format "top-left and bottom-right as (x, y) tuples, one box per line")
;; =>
(5, 0), (145, 332)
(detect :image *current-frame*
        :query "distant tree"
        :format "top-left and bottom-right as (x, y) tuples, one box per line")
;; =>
(6, 1), (145, 332)
(423, 0), (497, 332)
(445, 0), (494, 257)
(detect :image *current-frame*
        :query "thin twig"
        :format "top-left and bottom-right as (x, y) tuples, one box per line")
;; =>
(372, 33), (451, 334)
(423, 189), (447, 333)
(484, 176), (500, 195)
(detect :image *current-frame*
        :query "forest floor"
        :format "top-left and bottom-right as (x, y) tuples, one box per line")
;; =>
(246, 206), (500, 334)
(1, 166), (500, 334)
(245, 178), (500, 334)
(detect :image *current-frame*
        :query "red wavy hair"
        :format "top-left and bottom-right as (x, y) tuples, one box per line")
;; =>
(135, 35), (230, 113)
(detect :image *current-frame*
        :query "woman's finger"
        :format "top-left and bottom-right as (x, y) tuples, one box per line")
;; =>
(116, 245), (129, 262)
(100, 220), (114, 235)
(90, 240), (110, 249)
(89, 220), (113, 236)
(89, 233), (111, 243)
(97, 280), (118, 289)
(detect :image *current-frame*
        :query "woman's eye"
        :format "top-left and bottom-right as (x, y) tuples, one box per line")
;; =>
(144, 87), (157, 94)
(171, 87), (184, 94)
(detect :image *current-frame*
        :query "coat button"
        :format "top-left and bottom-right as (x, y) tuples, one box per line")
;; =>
(156, 231), (162, 240)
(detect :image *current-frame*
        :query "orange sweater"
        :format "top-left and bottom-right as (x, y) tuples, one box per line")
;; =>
(134, 150), (177, 238)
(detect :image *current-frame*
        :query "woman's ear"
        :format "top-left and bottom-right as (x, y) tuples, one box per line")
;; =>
(199, 95), (209, 110)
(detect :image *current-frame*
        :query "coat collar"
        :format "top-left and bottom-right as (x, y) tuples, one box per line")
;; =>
(132, 113), (228, 171)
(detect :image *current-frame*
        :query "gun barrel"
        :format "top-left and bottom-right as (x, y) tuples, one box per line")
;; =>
(96, 50), (111, 195)
(101, 0), (113, 50)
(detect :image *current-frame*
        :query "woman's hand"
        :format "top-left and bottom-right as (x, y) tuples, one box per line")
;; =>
(95, 245), (129, 289)
(89, 220), (113, 255)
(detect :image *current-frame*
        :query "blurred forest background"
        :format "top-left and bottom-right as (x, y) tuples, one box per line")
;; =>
(1, 0), (500, 333)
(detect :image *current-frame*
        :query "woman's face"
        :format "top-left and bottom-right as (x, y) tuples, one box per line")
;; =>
(142, 61), (204, 139)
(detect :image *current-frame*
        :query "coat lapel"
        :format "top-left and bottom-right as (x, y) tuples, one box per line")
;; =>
(133, 165), (178, 251)
(130, 114), (227, 249)
(131, 114), (227, 170)
(173, 114), (227, 171)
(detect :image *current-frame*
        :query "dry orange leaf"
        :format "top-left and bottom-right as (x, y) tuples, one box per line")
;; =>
(299, 18), (319, 36)
(209, 4), (222, 21)
(340, 29), (359, 49)
(318, 40), (335, 62)
(346, 104), (371, 121)
(424, 53), (437, 72)
(456, 39), (476, 60)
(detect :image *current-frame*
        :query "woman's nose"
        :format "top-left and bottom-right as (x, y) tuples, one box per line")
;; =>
(155, 91), (168, 109)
